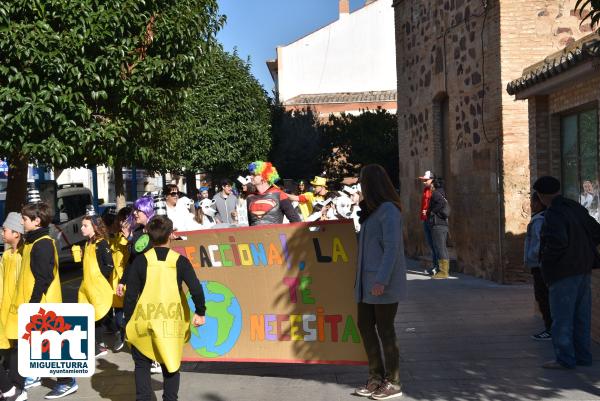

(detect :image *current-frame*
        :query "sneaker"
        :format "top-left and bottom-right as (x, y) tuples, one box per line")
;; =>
(370, 380), (403, 400)
(150, 361), (162, 374)
(425, 267), (438, 276)
(45, 380), (78, 399)
(531, 330), (552, 341)
(354, 378), (382, 397)
(4, 387), (28, 401)
(95, 345), (108, 358)
(113, 336), (124, 352)
(24, 376), (41, 390)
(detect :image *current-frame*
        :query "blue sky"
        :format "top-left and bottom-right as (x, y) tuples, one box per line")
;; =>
(217, 0), (365, 96)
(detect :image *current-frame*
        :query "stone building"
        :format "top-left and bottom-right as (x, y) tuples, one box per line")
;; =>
(393, 0), (593, 282)
(267, 0), (397, 119)
(507, 34), (600, 338)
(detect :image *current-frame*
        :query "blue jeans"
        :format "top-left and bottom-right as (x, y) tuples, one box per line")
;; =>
(549, 273), (592, 368)
(423, 221), (439, 267)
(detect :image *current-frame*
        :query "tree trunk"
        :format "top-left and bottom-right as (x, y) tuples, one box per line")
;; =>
(5, 152), (28, 218)
(114, 161), (126, 210)
(184, 170), (197, 197)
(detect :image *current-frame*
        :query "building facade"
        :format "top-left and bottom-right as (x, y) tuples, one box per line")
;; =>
(268, 0), (397, 118)
(393, 0), (593, 282)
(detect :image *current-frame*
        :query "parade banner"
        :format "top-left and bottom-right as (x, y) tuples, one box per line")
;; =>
(173, 220), (367, 365)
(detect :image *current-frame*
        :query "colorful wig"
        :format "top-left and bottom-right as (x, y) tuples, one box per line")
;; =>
(128, 196), (155, 227)
(248, 161), (280, 186)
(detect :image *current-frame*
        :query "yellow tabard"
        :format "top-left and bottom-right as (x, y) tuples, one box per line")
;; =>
(5, 235), (62, 339)
(0, 248), (22, 349)
(78, 240), (113, 321)
(126, 249), (191, 373)
(110, 233), (129, 308)
(298, 192), (324, 219)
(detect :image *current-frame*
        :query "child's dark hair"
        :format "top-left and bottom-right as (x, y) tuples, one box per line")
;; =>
(83, 216), (108, 243)
(21, 202), (53, 227)
(117, 206), (132, 224)
(146, 215), (173, 245)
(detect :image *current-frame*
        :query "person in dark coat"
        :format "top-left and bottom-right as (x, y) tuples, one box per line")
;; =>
(427, 177), (450, 279)
(535, 176), (600, 369)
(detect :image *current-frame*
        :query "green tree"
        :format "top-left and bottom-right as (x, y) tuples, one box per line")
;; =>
(269, 106), (324, 180)
(576, 0), (600, 30)
(321, 109), (399, 183)
(153, 48), (271, 182)
(0, 0), (222, 214)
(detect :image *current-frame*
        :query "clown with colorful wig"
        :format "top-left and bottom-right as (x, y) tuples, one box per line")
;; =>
(246, 161), (301, 226)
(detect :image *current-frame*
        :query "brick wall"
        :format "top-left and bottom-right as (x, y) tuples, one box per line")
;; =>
(394, 0), (589, 282)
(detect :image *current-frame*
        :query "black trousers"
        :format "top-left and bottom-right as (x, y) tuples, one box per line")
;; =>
(532, 267), (552, 331)
(357, 302), (400, 385)
(131, 346), (180, 401)
(6, 342), (23, 391)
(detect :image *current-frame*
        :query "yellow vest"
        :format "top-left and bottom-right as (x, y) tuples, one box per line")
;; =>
(110, 233), (129, 308)
(298, 192), (324, 219)
(78, 239), (114, 321)
(6, 235), (62, 339)
(126, 249), (190, 373)
(0, 247), (22, 348)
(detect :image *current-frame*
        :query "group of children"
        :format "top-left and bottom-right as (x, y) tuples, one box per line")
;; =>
(0, 197), (206, 401)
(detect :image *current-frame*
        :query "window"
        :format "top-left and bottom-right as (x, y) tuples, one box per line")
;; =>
(561, 108), (599, 219)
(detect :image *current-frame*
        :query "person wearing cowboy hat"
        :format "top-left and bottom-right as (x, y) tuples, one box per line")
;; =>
(418, 171), (439, 276)
(288, 176), (329, 220)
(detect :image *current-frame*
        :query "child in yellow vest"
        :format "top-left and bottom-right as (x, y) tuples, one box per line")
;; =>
(77, 208), (114, 358)
(124, 215), (205, 401)
(0, 213), (24, 401)
(104, 206), (131, 352)
(6, 202), (69, 400)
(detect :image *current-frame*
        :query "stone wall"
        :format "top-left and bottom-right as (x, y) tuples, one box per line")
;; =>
(393, 0), (589, 282)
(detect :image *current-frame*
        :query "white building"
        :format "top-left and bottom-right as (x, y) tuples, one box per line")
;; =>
(267, 0), (397, 118)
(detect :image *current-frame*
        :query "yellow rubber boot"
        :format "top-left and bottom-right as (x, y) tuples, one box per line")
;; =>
(432, 259), (449, 279)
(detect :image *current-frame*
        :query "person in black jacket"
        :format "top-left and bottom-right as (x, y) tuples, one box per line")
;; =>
(427, 178), (450, 279)
(535, 176), (600, 369)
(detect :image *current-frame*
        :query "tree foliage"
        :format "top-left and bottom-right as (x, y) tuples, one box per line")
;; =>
(0, 0), (222, 211)
(575, 0), (600, 31)
(151, 48), (271, 178)
(321, 109), (399, 183)
(0, 0), (222, 166)
(269, 106), (324, 180)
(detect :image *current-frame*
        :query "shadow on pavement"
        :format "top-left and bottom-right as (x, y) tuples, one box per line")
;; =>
(184, 270), (600, 401)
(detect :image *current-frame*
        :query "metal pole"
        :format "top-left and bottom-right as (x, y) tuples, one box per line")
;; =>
(91, 165), (99, 210)
(131, 166), (137, 200)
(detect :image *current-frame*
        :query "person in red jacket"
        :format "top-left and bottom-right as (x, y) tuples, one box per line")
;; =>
(419, 171), (438, 275)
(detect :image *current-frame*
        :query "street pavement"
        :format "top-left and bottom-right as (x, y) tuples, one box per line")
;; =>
(34, 261), (600, 401)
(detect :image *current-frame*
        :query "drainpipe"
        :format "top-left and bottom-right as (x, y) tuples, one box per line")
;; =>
(496, 135), (504, 283)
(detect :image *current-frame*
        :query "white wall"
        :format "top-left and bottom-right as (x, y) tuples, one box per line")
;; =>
(277, 0), (396, 103)
(56, 167), (110, 202)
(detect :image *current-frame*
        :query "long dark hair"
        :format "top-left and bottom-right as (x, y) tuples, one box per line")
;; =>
(359, 164), (402, 213)
(83, 216), (108, 244)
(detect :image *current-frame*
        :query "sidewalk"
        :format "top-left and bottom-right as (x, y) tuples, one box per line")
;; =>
(36, 263), (600, 401)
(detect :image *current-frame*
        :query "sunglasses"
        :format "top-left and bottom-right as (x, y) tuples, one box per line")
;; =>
(168, 192), (179, 197)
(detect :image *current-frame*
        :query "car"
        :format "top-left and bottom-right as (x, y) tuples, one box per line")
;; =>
(52, 183), (93, 264)
(0, 182), (93, 264)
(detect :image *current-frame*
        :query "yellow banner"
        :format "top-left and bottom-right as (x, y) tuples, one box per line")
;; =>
(172, 220), (367, 364)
